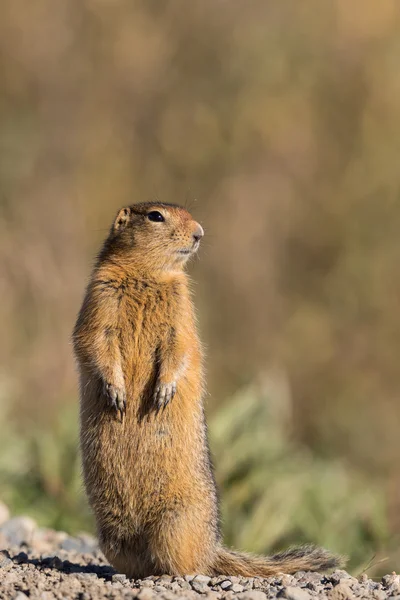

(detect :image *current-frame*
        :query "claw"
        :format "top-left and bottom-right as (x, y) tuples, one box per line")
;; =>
(153, 381), (177, 412)
(104, 382), (127, 419)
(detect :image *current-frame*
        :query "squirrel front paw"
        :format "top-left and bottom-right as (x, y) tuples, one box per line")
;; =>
(153, 381), (177, 412)
(103, 381), (126, 417)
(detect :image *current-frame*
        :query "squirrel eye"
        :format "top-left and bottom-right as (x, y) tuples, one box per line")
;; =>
(147, 211), (165, 222)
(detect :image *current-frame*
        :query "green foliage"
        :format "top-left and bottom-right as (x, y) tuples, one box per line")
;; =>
(0, 382), (394, 574)
(210, 382), (390, 574)
(0, 392), (92, 533)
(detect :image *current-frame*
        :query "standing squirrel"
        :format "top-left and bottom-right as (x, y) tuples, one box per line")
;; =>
(73, 202), (343, 578)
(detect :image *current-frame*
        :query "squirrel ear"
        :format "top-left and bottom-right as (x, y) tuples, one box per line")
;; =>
(113, 207), (132, 232)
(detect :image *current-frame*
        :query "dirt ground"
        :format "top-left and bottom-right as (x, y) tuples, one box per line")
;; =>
(0, 512), (398, 600)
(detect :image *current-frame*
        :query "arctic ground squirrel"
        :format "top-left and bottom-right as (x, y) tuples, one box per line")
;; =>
(73, 202), (343, 578)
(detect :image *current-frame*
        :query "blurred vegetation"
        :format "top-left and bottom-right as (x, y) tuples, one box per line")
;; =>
(211, 379), (391, 575)
(0, 379), (394, 575)
(1, 0), (400, 575)
(0, 385), (88, 533)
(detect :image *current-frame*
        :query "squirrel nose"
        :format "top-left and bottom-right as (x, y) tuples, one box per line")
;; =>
(192, 223), (204, 243)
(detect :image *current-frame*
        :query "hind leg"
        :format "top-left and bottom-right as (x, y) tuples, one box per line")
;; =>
(99, 531), (156, 579)
(148, 507), (217, 575)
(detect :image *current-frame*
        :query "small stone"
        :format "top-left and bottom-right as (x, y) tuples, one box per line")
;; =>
(305, 582), (318, 592)
(60, 535), (97, 554)
(382, 573), (400, 596)
(137, 588), (155, 600)
(230, 583), (244, 593)
(373, 591), (387, 600)
(194, 574), (211, 584)
(330, 571), (354, 585)
(191, 579), (210, 593)
(382, 573), (400, 587)
(278, 586), (311, 600)
(141, 580), (155, 588)
(236, 593), (267, 600)
(211, 576), (229, 585)
(0, 550), (13, 571)
(0, 502), (10, 526)
(240, 580), (254, 591)
(303, 572), (323, 583)
(112, 573), (127, 583)
(77, 533), (98, 551)
(40, 593), (55, 600)
(161, 593), (178, 600)
(280, 575), (295, 586)
(76, 572), (98, 580)
(0, 516), (36, 546)
(157, 574), (173, 582)
(184, 574), (196, 582)
(52, 531), (68, 545)
(220, 580), (232, 590)
(328, 582), (354, 600)
(169, 582), (182, 591)
(59, 537), (79, 551)
(14, 594), (29, 600)
(178, 581), (192, 590)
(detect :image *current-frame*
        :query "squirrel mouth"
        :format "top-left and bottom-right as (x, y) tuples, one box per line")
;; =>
(177, 242), (200, 256)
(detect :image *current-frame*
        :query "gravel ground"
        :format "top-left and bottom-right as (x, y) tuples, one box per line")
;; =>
(0, 505), (398, 600)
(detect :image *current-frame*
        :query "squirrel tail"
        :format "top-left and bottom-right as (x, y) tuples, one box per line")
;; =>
(211, 545), (345, 577)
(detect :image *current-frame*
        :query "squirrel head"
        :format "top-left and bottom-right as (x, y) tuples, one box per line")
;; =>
(104, 202), (204, 272)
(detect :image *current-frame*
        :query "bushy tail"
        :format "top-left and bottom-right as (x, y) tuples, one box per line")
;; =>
(211, 545), (345, 577)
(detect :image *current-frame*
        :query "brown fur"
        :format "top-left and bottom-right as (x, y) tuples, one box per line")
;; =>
(72, 202), (344, 578)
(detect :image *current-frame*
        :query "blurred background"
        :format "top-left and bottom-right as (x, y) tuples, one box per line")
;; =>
(1, 0), (400, 575)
